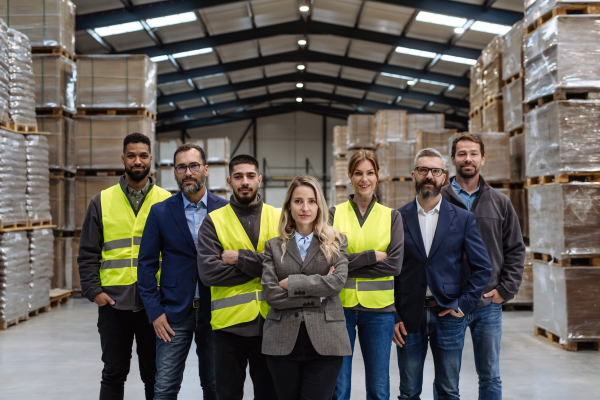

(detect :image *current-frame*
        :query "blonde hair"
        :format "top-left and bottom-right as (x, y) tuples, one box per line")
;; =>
(278, 175), (344, 265)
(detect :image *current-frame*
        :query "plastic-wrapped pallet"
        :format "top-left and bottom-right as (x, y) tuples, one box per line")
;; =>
(158, 166), (177, 192)
(333, 186), (348, 205)
(524, 0), (600, 29)
(510, 134), (526, 183)
(416, 130), (455, 168)
(389, 180), (416, 209)
(533, 261), (600, 342)
(0, 0), (76, 55)
(49, 177), (74, 230)
(37, 116), (75, 172)
(373, 110), (407, 143)
(28, 228), (53, 311)
(0, 19), (10, 126)
(483, 58), (502, 100)
(333, 126), (347, 156)
(376, 144), (389, 180)
(447, 133), (457, 178)
(482, 100), (503, 132)
(473, 132), (510, 182)
(333, 157), (348, 186)
(528, 182), (600, 258)
(407, 114), (444, 141)
(510, 188), (529, 238)
(25, 135), (52, 222)
(75, 176), (120, 230)
(158, 139), (182, 166)
(524, 15), (600, 102)
(469, 56), (483, 112)
(207, 165), (228, 191)
(32, 55), (76, 113)
(376, 181), (390, 207)
(512, 247), (533, 304)
(0, 231), (30, 324)
(52, 234), (72, 289)
(502, 78), (523, 133)
(74, 116), (155, 171)
(388, 140), (416, 179)
(347, 115), (375, 149)
(0, 129), (27, 225)
(8, 28), (37, 129)
(502, 21), (523, 81)
(469, 110), (482, 133)
(206, 137), (230, 164)
(482, 36), (503, 68)
(76, 55), (157, 114)
(524, 100), (600, 177)
(211, 190), (230, 200)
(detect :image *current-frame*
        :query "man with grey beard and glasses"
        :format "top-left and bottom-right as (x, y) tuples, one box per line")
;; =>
(138, 143), (229, 399)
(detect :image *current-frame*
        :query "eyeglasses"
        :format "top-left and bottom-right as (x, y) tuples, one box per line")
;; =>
(414, 166), (444, 177)
(175, 163), (205, 175)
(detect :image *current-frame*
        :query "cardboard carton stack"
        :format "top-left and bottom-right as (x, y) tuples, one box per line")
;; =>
(331, 125), (349, 205)
(205, 137), (230, 199)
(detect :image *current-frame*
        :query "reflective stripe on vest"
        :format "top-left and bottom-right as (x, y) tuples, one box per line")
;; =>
(209, 203), (281, 330)
(100, 184), (172, 289)
(333, 200), (394, 309)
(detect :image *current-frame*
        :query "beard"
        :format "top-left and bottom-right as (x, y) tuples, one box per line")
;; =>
(125, 164), (150, 182)
(457, 162), (480, 179)
(235, 185), (258, 205)
(177, 175), (205, 194)
(415, 177), (443, 200)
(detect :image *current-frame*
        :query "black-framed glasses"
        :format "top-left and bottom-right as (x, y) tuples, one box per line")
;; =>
(414, 166), (444, 177)
(175, 163), (205, 175)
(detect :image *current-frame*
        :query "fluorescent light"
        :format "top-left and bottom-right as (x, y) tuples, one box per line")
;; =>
(395, 46), (436, 59)
(298, 39), (307, 45)
(299, 5), (310, 12)
(146, 12), (197, 28)
(296, 97), (303, 102)
(440, 54), (477, 65)
(416, 11), (467, 28)
(420, 79), (449, 86)
(297, 64), (306, 70)
(173, 48), (213, 59)
(150, 55), (169, 63)
(447, 84), (456, 91)
(296, 83), (304, 88)
(94, 21), (143, 37)
(381, 72), (414, 80)
(428, 101), (435, 107)
(470, 21), (511, 35)
(407, 80), (415, 85)
(168, 102), (175, 107)
(454, 27), (465, 34)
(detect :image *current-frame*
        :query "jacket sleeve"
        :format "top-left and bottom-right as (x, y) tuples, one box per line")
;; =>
(261, 240), (321, 309)
(348, 210), (404, 279)
(197, 215), (256, 287)
(458, 213), (493, 315)
(496, 200), (526, 302)
(77, 194), (104, 303)
(287, 237), (349, 298)
(137, 206), (164, 323)
(236, 250), (265, 278)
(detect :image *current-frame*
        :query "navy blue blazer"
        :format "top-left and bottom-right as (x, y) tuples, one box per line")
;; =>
(395, 197), (492, 332)
(138, 190), (229, 325)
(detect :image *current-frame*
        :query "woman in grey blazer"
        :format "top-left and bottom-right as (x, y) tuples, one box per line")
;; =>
(262, 175), (352, 400)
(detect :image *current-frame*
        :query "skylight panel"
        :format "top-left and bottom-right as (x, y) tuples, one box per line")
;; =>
(381, 72), (414, 80)
(146, 12), (197, 28)
(440, 54), (477, 65)
(415, 11), (467, 28)
(94, 21), (144, 37)
(173, 48), (213, 59)
(419, 79), (449, 86)
(395, 47), (437, 59)
(150, 55), (169, 63)
(470, 21), (512, 35)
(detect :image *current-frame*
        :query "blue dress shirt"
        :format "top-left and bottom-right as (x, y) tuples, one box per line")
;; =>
(183, 190), (208, 299)
(451, 178), (479, 212)
(295, 231), (314, 261)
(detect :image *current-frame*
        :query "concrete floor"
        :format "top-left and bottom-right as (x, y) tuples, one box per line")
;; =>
(0, 299), (598, 399)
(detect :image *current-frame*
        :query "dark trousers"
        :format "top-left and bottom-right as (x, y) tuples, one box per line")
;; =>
(213, 330), (277, 400)
(97, 305), (157, 400)
(266, 322), (343, 400)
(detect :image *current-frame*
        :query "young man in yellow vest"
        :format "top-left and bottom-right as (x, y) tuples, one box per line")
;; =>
(78, 133), (172, 400)
(197, 154), (280, 400)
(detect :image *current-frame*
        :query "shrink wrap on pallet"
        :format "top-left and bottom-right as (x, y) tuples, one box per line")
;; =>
(469, 111), (482, 133)
(0, 19), (10, 125)
(206, 137), (230, 164)
(482, 36), (503, 68)
(512, 247), (533, 304)
(0, 231), (30, 323)
(388, 140), (416, 179)
(8, 28), (37, 128)
(524, 0), (600, 29)
(207, 165), (228, 191)
(524, 100), (600, 177)
(0, 0), (75, 55)
(524, 15), (600, 102)
(76, 55), (157, 114)
(510, 134), (526, 183)
(25, 135), (52, 222)
(528, 183), (600, 258)
(157, 139), (182, 166)
(502, 78), (523, 133)
(376, 144), (389, 180)
(502, 21), (523, 81)
(332, 186), (348, 206)
(37, 116), (75, 172)
(482, 100), (503, 132)
(475, 132), (510, 182)
(379, 180), (415, 209)
(74, 116), (155, 171)
(0, 129), (27, 224)
(333, 126), (347, 156)
(373, 110), (407, 143)
(49, 177), (74, 230)
(28, 228), (53, 310)
(447, 134), (457, 178)
(347, 115), (375, 149)
(157, 166), (177, 192)
(32, 55), (75, 113)
(52, 235), (72, 289)
(469, 57), (483, 112)
(416, 130), (455, 169)
(533, 261), (600, 341)
(75, 176), (120, 230)
(333, 156), (348, 186)
(510, 188), (529, 238)
(483, 58), (502, 100)
(407, 114), (444, 141)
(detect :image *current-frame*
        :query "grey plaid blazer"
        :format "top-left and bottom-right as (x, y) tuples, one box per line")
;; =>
(261, 235), (352, 357)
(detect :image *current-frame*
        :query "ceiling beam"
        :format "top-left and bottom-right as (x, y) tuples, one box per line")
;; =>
(483, 0), (500, 11)
(158, 72), (469, 109)
(157, 49), (470, 87)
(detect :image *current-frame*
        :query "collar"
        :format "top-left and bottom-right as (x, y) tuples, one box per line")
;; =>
(415, 196), (442, 215)
(348, 194), (378, 209)
(229, 193), (263, 215)
(183, 189), (208, 209)
(121, 175), (153, 195)
(295, 230), (314, 244)
(451, 177), (479, 196)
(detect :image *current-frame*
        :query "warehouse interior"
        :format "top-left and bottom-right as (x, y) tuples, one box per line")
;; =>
(0, 0), (599, 399)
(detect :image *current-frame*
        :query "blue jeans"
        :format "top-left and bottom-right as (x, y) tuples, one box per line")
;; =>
(332, 310), (395, 400)
(396, 307), (467, 400)
(154, 306), (217, 400)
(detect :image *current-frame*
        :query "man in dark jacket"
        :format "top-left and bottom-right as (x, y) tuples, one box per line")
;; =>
(440, 133), (526, 400)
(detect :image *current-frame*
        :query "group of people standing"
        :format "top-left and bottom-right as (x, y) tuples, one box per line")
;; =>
(78, 131), (525, 400)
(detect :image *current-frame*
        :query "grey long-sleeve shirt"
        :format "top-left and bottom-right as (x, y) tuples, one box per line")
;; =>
(328, 195), (404, 312)
(197, 195), (268, 337)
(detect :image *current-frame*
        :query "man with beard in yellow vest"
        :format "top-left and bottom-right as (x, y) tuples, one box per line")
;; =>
(198, 154), (279, 400)
(78, 133), (172, 400)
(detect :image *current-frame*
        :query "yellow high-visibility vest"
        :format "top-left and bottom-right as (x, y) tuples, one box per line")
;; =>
(209, 203), (281, 330)
(100, 183), (172, 288)
(333, 200), (394, 309)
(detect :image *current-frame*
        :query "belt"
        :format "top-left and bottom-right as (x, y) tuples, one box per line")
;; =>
(424, 297), (438, 308)
(193, 299), (201, 309)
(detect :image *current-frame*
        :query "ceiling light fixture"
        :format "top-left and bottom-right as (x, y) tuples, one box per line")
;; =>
(94, 21), (144, 37)
(395, 46), (436, 59)
(296, 83), (304, 88)
(173, 48), (213, 59)
(296, 97), (303, 102)
(297, 64), (306, 70)
(146, 12), (197, 28)
(150, 55), (169, 63)
(470, 21), (511, 35)
(299, 5), (310, 12)
(298, 39), (307, 46)
(407, 80), (415, 85)
(454, 27), (465, 34)
(415, 11), (467, 28)
(440, 54), (477, 65)
(381, 72), (414, 80)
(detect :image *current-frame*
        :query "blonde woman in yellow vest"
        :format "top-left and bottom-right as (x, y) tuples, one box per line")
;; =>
(78, 133), (172, 400)
(331, 150), (404, 400)
(198, 154), (279, 400)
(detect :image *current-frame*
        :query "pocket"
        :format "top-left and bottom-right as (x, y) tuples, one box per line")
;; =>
(443, 284), (461, 296)
(160, 276), (176, 288)
(324, 309), (346, 322)
(266, 308), (282, 321)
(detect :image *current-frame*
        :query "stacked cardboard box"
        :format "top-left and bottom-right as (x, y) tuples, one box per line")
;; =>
(481, 37), (505, 133)
(373, 110), (407, 144)
(513, 247), (533, 305)
(206, 137), (230, 198)
(416, 129), (456, 169)
(28, 228), (53, 311)
(469, 57), (483, 116)
(347, 115), (375, 149)
(0, 231), (31, 327)
(407, 114), (444, 141)
(332, 125), (348, 205)
(33, 55), (76, 114)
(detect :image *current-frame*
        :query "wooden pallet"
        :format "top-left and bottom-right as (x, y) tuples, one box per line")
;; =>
(29, 304), (51, 317)
(28, 220), (54, 229)
(503, 303), (533, 312)
(527, 173), (600, 187)
(525, 5), (600, 37)
(0, 220), (29, 233)
(50, 289), (73, 308)
(509, 126), (524, 137)
(49, 169), (76, 178)
(488, 181), (510, 189)
(524, 91), (600, 112)
(75, 107), (157, 122)
(31, 46), (74, 61)
(504, 71), (524, 85)
(0, 120), (48, 135)
(534, 326), (600, 351)
(76, 169), (124, 177)
(532, 252), (600, 267)
(483, 95), (502, 109)
(468, 107), (482, 120)
(0, 313), (30, 331)
(35, 107), (75, 118)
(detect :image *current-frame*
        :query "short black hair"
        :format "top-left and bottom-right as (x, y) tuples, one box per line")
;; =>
(173, 143), (206, 165)
(123, 132), (151, 154)
(229, 154), (259, 175)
